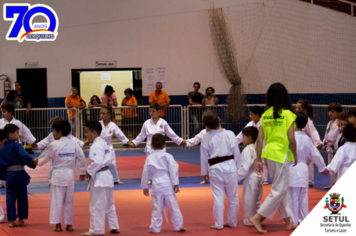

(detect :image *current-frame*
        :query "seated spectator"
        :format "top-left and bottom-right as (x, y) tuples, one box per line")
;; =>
(65, 87), (86, 135)
(121, 88), (139, 139)
(202, 87), (219, 106)
(101, 85), (118, 123)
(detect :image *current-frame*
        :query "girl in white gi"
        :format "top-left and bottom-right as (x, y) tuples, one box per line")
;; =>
(321, 123), (356, 181)
(82, 121), (120, 236)
(200, 110), (241, 230)
(251, 83), (297, 234)
(37, 120), (87, 232)
(323, 102), (342, 189)
(86, 107), (129, 185)
(34, 116), (84, 185)
(289, 111), (326, 226)
(236, 106), (269, 185)
(141, 134), (185, 233)
(237, 127), (262, 227)
(296, 100), (323, 187)
(0, 130), (6, 223)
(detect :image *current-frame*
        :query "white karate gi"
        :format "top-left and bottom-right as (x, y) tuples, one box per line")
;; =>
(87, 136), (119, 235)
(236, 120), (268, 182)
(141, 150), (183, 233)
(237, 144), (262, 226)
(0, 118), (36, 144)
(303, 118), (323, 185)
(201, 129), (241, 229)
(323, 120), (340, 184)
(99, 120), (129, 182)
(132, 118), (183, 156)
(38, 137), (87, 225)
(37, 132), (84, 183)
(289, 131), (326, 226)
(186, 129), (206, 147)
(326, 142), (356, 181)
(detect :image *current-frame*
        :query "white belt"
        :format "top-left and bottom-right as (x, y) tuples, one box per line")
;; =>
(53, 166), (72, 170)
(7, 165), (24, 171)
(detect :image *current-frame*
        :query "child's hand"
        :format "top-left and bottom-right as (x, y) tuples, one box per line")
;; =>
(31, 142), (37, 148)
(85, 171), (89, 180)
(127, 141), (135, 147)
(84, 141), (90, 146)
(79, 175), (86, 181)
(180, 140), (186, 146)
(317, 144), (322, 150)
(174, 185), (180, 193)
(293, 156), (298, 167)
(32, 158), (38, 166)
(143, 189), (150, 196)
(321, 168), (329, 176)
(201, 175), (209, 182)
(254, 161), (263, 175)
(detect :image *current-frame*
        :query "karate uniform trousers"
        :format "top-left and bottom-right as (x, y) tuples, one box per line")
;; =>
(288, 187), (308, 226)
(89, 180), (119, 235)
(7, 186), (28, 221)
(258, 155), (291, 219)
(150, 194), (183, 233)
(108, 146), (120, 182)
(50, 184), (74, 224)
(242, 176), (262, 226)
(209, 168), (239, 229)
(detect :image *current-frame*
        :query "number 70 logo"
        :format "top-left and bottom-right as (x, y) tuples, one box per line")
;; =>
(3, 3), (58, 42)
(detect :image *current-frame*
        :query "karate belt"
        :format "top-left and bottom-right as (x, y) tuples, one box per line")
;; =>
(7, 165), (24, 171)
(53, 166), (72, 170)
(208, 155), (234, 166)
(88, 166), (109, 180)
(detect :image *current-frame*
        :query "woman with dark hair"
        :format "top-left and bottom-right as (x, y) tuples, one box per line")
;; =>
(121, 88), (139, 139)
(202, 87), (218, 106)
(250, 83), (297, 233)
(88, 95), (105, 108)
(101, 85), (118, 123)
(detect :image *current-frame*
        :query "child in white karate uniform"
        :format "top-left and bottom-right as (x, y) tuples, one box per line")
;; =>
(141, 134), (185, 233)
(89, 107), (129, 185)
(322, 123), (356, 181)
(334, 112), (349, 152)
(129, 103), (184, 156)
(296, 100), (323, 187)
(0, 130), (6, 223)
(37, 120), (87, 232)
(34, 116), (84, 185)
(236, 106), (269, 185)
(237, 127), (262, 227)
(289, 111), (326, 226)
(82, 121), (120, 236)
(200, 111), (241, 230)
(323, 102), (342, 189)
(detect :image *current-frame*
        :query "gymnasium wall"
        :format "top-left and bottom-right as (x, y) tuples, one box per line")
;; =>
(0, 0), (355, 107)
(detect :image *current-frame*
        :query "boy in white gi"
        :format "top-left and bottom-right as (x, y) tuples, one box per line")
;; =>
(0, 130), (6, 222)
(236, 106), (269, 185)
(141, 134), (185, 233)
(37, 120), (87, 232)
(82, 121), (120, 236)
(322, 123), (356, 181)
(323, 102), (342, 189)
(34, 116), (84, 185)
(200, 110), (241, 230)
(289, 111), (326, 226)
(237, 127), (262, 227)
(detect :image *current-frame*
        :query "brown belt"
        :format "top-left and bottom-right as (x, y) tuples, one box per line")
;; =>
(208, 155), (234, 166)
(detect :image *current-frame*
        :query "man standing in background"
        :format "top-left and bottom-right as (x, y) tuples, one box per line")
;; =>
(149, 82), (170, 119)
(1, 81), (31, 115)
(187, 82), (204, 135)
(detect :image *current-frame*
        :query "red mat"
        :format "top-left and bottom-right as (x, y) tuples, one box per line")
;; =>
(27, 156), (201, 182)
(0, 185), (326, 236)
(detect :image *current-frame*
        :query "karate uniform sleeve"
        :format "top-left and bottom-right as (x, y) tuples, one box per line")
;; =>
(19, 122), (36, 144)
(75, 144), (87, 175)
(326, 147), (344, 175)
(168, 156), (179, 186)
(164, 123), (183, 145)
(71, 135), (85, 148)
(309, 143), (326, 172)
(237, 148), (252, 181)
(307, 121), (323, 147)
(132, 123), (147, 146)
(140, 160), (150, 189)
(186, 130), (203, 147)
(0, 165), (6, 181)
(114, 125), (129, 144)
(17, 143), (36, 169)
(87, 146), (104, 177)
(36, 134), (52, 150)
(231, 136), (242, 170)
(200, 142), (209, 176)
(37, 144), (54, 167)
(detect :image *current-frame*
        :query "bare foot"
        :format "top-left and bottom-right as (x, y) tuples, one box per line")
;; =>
(9, 220), (17, 228)
(18, 219), (28, 227)
(81, 232), (93, 236)
(148, 230), (153, 233)
(110, 229), (120, 234)
(210, 225), (223, 230)
(250, 215), (267, 234)
(54, 224), (62, 232)
(285, 222), (297, 231)
(66, 225), (73, 231)
(175, 227), (186, 232)
(223, 223), (231, 227)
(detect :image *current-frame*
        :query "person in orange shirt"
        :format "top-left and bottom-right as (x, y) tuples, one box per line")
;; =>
(148, 82), (170, 119)
(65, 87), (86, 136)
(121, 88), (139, 139)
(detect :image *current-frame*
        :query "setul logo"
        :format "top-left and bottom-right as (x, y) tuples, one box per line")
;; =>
(3, 3), (58, 42)
(324, 192), (347, 215)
